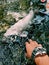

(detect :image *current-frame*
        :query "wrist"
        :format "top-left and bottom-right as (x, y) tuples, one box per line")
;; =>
(31, 46), (47, 61)
(35, 55), (49, 65)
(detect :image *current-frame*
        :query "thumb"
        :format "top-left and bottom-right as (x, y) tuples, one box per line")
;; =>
(25, 53), (27, 57)
(25, 53), (31, 58)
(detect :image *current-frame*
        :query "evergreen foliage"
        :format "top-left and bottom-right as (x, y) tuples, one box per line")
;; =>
(0, 0), (49, 65)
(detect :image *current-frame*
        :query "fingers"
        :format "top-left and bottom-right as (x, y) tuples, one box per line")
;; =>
(25, 52), (31, 58)
(25, 53), (28, 58)
(26, 39), (42, 46)
(25, 53), (27, 57)
(25, 42), (29, 48)
(29, 39), (38, 44)
(29, 39), (33, 43)
(29, 39), (38, 47)
(25, 39), (38, 48)
(25, 42), (30, 52)
(25, 39), (42, 58)
(38, 44), (42, 47)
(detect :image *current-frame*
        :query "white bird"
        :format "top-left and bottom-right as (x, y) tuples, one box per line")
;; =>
(4, 10), (34, 37)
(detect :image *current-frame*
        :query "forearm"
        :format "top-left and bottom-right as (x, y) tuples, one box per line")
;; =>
(35, 55), (49, 65)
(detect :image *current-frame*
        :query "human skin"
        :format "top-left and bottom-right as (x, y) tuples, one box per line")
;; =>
(25, 39), (49, 65)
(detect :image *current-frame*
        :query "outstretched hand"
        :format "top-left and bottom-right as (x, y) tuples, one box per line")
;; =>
(25, 39), (42, 58)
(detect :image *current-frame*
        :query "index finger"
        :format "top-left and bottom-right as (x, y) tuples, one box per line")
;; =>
(29, 39), (38, 45)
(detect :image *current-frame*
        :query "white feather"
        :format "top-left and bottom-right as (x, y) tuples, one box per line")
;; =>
(4, 10), (34, 37)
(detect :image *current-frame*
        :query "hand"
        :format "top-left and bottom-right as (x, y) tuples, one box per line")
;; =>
(25, 39), (42, 58)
